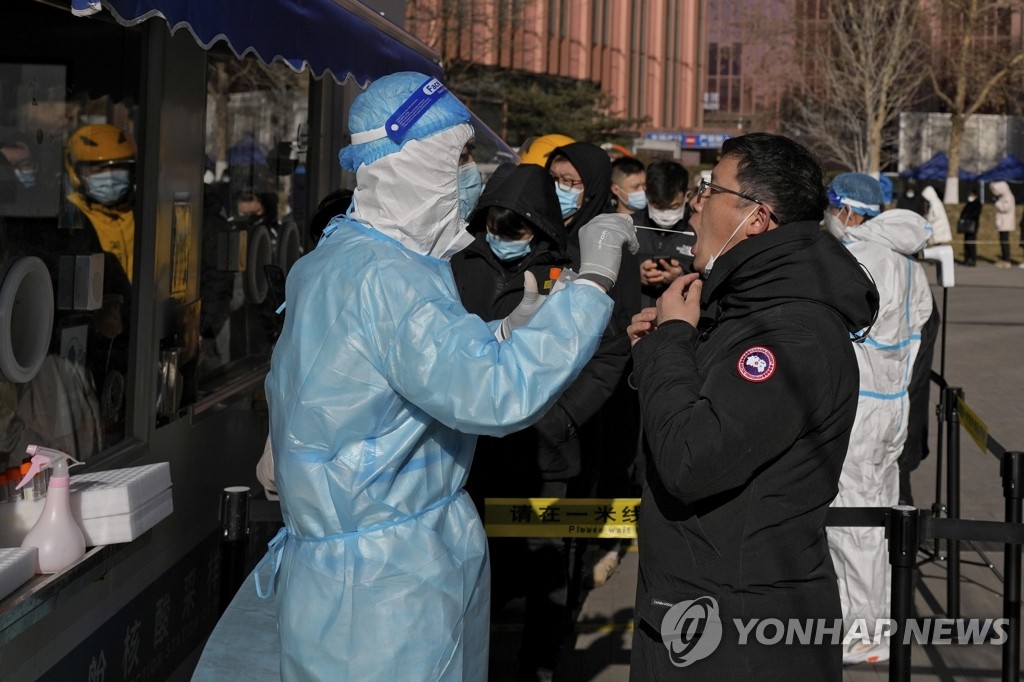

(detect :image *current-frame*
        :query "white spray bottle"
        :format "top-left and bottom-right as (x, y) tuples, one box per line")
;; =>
(15, 445), (86, 573)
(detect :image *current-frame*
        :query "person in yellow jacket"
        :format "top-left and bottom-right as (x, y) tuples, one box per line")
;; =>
(61, 123), (136, 445)
(64, 124), (136, 283)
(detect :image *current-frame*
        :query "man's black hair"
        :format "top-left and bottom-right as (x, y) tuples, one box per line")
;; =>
(308, 188), (354, 242)
(720, 133), (827, 226)
(610, 157), (645, 185)
(645, 161), (689, 207)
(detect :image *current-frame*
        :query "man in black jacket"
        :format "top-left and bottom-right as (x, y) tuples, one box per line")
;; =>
(626, 133), (878, 681)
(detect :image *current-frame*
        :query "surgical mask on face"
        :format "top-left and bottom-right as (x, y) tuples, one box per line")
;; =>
(648, 204), (686, 228)
(555, 184), (581, 218)
(14, 168), (36, 188)
(621, 190), (647, 211)
(824, 210), (849, 239)
(703, 205), (759, 277)
(485, 232), (532, 261)
(84, 168), (131, 206)
(458, 162), (483, 220)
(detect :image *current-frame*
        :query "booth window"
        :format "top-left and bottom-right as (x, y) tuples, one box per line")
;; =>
(0, 2), (141, 469)
(197, 51), (309, 391)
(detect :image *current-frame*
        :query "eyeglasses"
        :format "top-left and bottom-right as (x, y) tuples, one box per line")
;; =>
(551, 173), (584, 191)
(696, 179), (779, 225)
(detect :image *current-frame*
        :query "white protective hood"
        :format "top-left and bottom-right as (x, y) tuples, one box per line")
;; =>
(349, 123), (475, 261)
(844, 208), (931, 256)
(920, 185), (952, 244)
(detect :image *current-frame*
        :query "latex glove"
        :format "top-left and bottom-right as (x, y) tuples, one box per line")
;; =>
(577, 213), (640, 291)
(496, 271), (543, 341)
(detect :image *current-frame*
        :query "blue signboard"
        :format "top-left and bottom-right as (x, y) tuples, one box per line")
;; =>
(645, 131), (732, 150)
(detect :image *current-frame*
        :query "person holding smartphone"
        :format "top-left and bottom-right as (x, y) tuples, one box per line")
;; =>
(633, 160), (695, 308)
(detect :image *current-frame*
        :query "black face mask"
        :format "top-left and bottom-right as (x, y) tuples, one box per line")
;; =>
(229, 213), (266, 228)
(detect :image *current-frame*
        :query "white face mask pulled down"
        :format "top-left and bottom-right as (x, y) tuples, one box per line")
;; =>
(703, 205), (759, 277)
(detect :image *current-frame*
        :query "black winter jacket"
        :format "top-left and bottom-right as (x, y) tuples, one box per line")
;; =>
(629, 222), (879, 681)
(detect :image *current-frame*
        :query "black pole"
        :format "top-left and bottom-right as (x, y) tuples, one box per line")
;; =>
(1001, 451), (1024, 682)
(889, 505), (919, 682)
(219, 485), (251, 614)
(932, 386), (946, 560)
(946, 387), (962, 619)
(932, 289), (949, 559)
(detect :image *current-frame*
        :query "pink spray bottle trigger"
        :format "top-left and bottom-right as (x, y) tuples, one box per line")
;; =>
(15, 445), (82, 491)
(15, 455), (47, 491)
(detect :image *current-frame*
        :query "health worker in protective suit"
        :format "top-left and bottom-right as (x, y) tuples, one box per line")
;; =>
(825, 173), (933, 665)
(260, 71), (638, 681)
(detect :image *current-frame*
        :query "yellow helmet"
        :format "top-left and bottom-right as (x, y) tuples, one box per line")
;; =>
(519, 133), (575, 167)
(65, 124), (136, 190)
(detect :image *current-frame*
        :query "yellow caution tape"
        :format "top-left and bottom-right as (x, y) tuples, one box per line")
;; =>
(484, 497), (641, 538)
(957, 395), (990, 455)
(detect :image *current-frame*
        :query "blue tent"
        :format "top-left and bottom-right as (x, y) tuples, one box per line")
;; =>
(900, 152), (978, 181)
(976, 154), (1024, 182)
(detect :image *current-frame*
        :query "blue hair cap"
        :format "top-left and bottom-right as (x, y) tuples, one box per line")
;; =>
(827, 173), (884, 217)
(339, 71), (471, 172)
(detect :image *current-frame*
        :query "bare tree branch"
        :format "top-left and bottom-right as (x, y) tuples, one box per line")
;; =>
(786, 0), (925, 174)
(930, 0), (1024, 201)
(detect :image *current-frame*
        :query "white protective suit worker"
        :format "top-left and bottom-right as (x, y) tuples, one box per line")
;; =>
(258, 71), (638, 681)
(824, 173), (933, 665)
(921, 184), (952, 244)
(991, 180), (1017, 266)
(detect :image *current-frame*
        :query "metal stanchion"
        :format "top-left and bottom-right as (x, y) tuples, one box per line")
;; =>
(1001, 451), (1024, 682)
(889, 505), (919, 682)
(219, 485), (251, 614)
(946, 387), (963, 618)
(931, 379), (946, 560)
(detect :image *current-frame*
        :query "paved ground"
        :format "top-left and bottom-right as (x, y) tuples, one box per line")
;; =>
(491, 258), (1024, 681)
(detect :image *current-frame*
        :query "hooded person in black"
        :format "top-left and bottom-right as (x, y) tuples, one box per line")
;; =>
(547, 143), (644, 588)
(451, 163), (584, 680)
(627, 134), (879, 681)
(542, 143), (641, 483)
(452, 164), (569, 319)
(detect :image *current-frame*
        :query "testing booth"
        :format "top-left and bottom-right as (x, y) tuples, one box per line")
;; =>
(0, 1), (511, 678)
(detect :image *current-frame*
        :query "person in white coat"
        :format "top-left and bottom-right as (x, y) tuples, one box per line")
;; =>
(824, 173), (933, 666)
(990, 180), (1016, 267)
(921, 184), (952, 244)
(258, 71), (638, 681)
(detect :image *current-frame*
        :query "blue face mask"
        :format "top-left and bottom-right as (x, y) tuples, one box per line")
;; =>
(84, 168), (131, 206)
(485, 232), (532, 261)
(458, 162), (483, 220)
(623, 190), (647, 211)
(555, 184), (581, 218)
(14, 168), (36, 188)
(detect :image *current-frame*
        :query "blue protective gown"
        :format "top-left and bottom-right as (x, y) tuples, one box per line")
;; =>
(262, 218), (612, 680)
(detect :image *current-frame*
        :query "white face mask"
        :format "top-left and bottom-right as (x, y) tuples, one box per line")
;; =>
(648, 204), (686, 228)
(824, 210), (850, 239)
(702, 205), (758, 277)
